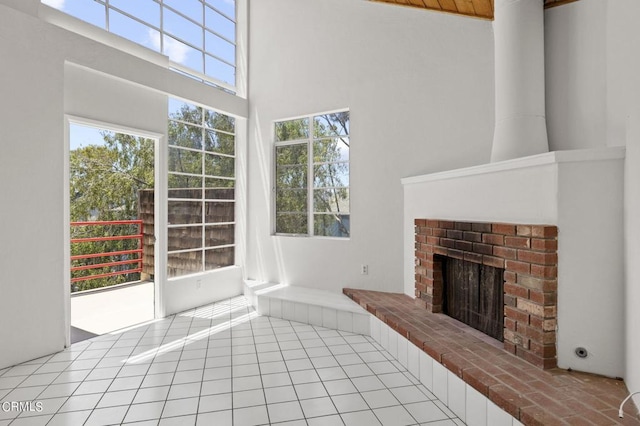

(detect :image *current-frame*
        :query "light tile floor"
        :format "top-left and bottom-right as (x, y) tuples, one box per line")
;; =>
(0, 296), (464, 426)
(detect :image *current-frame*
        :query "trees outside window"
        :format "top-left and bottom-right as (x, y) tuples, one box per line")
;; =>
(70, 128), (154, 291)
(274, 111), (350, 238)
(167, 99), (236, 277)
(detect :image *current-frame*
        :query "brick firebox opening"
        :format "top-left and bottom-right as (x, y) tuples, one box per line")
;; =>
(414, 219), (558, 369)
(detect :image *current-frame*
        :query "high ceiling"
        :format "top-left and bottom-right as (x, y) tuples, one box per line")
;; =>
(370, 0), (580, 20)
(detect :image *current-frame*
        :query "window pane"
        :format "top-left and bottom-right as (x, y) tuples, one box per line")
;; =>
(205, 188), (234, 200)
(109, 9), (159, 49)
(205, 130), (235, 155)
(169, 121), (203, 149)
(314, 188), (349, 213)
(164, 0), (203, 23)
(169, 100), (202, 124)
(314, 138), (349, 163)
(276, 143), (308, 166)
(275, 110), (350, 238)
(168, 200), (202, 225)
(169, 188), (202, 201)
(109, 0), (160, 27)
(205, 247), (234, 269)
(205, 54), (236, 85)
(169, 147), (202, 174)
(276, 189), (308, 214)
(204, 153), (235, 178)
(167, 99), (236, 277)
(314, 112), (350, 138)
(168, 226), (202, 251)
(205, 201), (234, 223)
(206, 6), (235, 42)
(47, 0), (236, 89)
(277, 165), (307, 190)
(276, 214), (307, 235)
(205, 177), (235, 191)
(163, 8), (203, 49)
(275, 119), (309, 142)
(168, 251), (202, 278)
(169, 174), (202, 193)
(205, 31), (235, 64)
(314, 214), (350, 238)
(205, 224), (235, 246)
(164, 34), (203, 73)
(205, 110), (235, 132)
(57, 0), (106, 29)
(313, 163), (349, 188)
(206, 0), (235, 20)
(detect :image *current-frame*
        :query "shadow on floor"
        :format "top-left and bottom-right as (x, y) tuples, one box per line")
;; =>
(70, 326), (98, 344)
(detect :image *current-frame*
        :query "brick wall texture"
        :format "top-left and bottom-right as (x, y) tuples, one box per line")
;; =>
(415, 219), (558, 369)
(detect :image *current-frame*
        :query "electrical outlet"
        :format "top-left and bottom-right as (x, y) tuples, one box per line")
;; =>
(196, 279), (202, 289)
(361, 264), (368, 275)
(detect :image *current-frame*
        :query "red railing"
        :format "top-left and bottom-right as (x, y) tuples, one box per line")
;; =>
(70, 220), (144, 283)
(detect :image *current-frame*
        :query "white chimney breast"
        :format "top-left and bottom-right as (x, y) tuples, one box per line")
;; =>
(491, 0), (549, 162)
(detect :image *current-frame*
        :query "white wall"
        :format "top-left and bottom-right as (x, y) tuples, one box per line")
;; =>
(609, 0), (640, 403)
(402, 149), (625, 378)
(64, 64), (168, 135)
(246, 0), (494, 294)
(0, 2), (67, 369)
(545, 0), (640, 389)
(625, 106), (640, 401)
(545, 0), (608, 151)
(556, 157), (624, 378)
(164, 267), (244, 316)
(0, 1), (248, 369)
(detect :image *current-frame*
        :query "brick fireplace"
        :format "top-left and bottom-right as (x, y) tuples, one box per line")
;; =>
(414, 219), (558, 369)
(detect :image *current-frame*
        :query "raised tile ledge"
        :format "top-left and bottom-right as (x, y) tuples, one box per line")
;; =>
(244, 281), (370, 334)
(343, 288), (640, 425)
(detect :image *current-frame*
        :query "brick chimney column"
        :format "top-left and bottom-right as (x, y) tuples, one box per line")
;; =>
(490, 0), (549, 162)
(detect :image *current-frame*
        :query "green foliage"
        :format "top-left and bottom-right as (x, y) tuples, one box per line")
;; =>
(275, 113), (350, 236)
(70, 133), (154, 222)
(70, 132), (154, 291)
(165, 103), (238, 277)
(168, 105), (236, 184)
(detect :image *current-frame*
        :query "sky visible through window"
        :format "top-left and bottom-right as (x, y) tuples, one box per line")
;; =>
(42, 0), (236, 87)
(70, 124), (109, 150)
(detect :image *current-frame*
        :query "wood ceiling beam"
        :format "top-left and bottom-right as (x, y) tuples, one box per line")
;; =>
(370, 0), (583, 20)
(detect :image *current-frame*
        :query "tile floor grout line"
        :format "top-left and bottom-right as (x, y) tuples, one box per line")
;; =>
(0, 296), (466, 426)
(290, 321), (345, 425)
(194, 299), (218, 424)
(118, 307), (186, 425)
(267, 315), (301, 424)
(246, 305), (272, 426)
(341, 330), (447, 426)
(18, 322), (144, 425)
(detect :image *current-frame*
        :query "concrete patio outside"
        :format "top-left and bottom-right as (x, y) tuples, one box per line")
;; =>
(70, 281), (154, 343)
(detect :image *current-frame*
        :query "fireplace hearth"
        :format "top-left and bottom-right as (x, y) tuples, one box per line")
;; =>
(415, 219), (558, 369)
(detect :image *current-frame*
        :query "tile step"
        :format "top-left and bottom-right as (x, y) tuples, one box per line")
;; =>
(244, 281), (370, 335)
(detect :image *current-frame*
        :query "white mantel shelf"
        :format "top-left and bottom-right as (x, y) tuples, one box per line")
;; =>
(401, 147), (626, 185)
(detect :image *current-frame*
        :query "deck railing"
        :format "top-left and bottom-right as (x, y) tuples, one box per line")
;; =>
(70, 220), (144, 285)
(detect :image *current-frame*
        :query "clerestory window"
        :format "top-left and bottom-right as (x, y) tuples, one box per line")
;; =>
(41, 0), (236, 89)
(274, 111), (350, 238)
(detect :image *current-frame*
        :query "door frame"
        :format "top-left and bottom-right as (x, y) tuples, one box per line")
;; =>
(64, 115), (167, 347)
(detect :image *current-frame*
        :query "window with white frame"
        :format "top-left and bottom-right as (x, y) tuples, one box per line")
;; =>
(42, 0), (236, 89)
(167, 98), (236, 278)
(274, 111), (350, 238)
